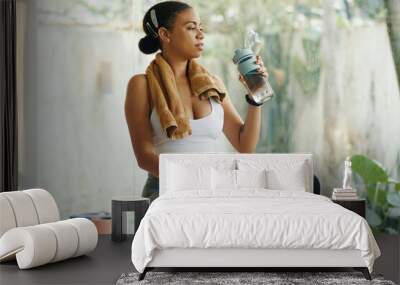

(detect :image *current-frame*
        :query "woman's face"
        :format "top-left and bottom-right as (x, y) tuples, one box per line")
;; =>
(165, 8), (204, 59)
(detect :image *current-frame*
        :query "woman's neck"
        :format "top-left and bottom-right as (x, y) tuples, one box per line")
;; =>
(160, 51), (188, 79)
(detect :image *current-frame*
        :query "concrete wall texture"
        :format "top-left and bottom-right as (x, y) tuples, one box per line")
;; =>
(18, 1), (400, 221)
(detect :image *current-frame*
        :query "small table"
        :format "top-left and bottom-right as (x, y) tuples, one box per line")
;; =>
(111, 196), (150, 242)
(332, 198), (366, 218)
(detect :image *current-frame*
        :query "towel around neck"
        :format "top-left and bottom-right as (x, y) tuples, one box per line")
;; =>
(146, 52), (227, 140)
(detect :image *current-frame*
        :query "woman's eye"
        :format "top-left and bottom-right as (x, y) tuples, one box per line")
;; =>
(187, 26), (204, 33)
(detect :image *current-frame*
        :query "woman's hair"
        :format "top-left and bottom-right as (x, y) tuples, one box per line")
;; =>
(138, 1), (192, 54)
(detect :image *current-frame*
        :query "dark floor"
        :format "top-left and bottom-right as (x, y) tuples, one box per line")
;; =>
(1, 234), (398, 285)
(0, 235), (135, 285)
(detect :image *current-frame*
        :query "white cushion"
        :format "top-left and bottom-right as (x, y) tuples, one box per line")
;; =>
(0, 196), (17, 237)
(23, 189), (60, 223)
(237, 159), (308, 191)
(266, 162), (306, 191)
(0, 218), (98, 269)
(160, 155), (237, 195)
(0, 189), (60, 237)
(211, 168), (268, 191)
(64, 218), (98, 257)
(212, 168), (237, 190)
(167, 162), (212, 191)
(236, 169), (268, 189)
(0, 192), (39, 227)
(160, 154), (313, 194)
(0, 225), (57, 269)
(42, 221), (79, 262)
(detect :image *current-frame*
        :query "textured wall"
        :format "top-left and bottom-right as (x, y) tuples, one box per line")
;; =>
(21, 0), (144, 218)
(20, 0), (233, 219)
(289, 2), (400, 196)
(19, 0), (400, 219)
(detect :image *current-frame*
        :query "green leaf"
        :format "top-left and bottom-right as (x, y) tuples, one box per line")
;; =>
(366, 207), (382, 227)
(351, 154), (389, 185)
(386, 228), (399, 234)
(366, 185), (388, 208)
(387, 191), (400, 207)
(387, 207), (400, 218)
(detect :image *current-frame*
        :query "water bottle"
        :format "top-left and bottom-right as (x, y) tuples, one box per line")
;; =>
(232, 30), (274, 104)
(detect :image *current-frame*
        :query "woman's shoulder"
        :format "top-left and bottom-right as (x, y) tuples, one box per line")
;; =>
(128, 73), (147, 88)
(126, 74), (153, 111)
(127, 73), (151, 96)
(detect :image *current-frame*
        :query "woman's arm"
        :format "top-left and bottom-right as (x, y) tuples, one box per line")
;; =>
(221, 55), (267, 153)
(125, 74), (160, 177)
(238, 105), (262, 153)
(221, 91), (262, 153)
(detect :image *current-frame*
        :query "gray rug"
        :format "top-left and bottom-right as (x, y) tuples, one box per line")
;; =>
(116, 271), (396, 285)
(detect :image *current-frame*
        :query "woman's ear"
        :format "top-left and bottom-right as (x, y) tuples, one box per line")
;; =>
(158, 27), (170, 44)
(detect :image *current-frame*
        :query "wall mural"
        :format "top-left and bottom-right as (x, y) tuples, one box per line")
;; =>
(26, 0), (400, 233)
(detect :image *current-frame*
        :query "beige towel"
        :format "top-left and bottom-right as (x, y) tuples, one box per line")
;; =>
(146, 52), (227, 139)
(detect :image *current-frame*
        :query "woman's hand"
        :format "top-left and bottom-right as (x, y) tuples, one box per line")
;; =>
(255, 55), (269, 78)
(238, 55), (269, 83)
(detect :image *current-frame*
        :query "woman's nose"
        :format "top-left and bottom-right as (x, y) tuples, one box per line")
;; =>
(197, 30), (204, 39)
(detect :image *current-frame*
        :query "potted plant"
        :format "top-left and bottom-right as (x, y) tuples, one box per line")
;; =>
(351, 154), (400, 283)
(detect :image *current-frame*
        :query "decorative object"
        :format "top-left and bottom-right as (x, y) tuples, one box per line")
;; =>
(332, 157), (359, 200)
(112, 196), (149, 242)
(70, 211), (111, 234)
(343, 156), (353, 190)
(332, 188), (359, 200)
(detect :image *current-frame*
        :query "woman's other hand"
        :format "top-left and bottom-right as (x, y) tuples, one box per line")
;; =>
(255, 55), (269, 78)
(238, 55), (269, 83)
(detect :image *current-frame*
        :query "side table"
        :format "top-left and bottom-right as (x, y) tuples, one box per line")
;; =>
(112, 196), (150, 242)
(332, 198), (366, 218)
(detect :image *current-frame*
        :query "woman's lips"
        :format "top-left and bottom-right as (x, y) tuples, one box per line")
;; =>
(195, 43), (204, 50)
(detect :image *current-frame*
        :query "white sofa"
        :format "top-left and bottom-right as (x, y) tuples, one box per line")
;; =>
(0, 189), (98, 269)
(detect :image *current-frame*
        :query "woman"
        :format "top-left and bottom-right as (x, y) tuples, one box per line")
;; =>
(125, 1), (268, 203)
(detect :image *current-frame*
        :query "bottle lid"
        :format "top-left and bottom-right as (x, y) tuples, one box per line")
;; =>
(232, 48), (254, 64)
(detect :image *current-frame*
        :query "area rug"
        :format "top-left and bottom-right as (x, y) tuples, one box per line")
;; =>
(116, 271), (396, 285)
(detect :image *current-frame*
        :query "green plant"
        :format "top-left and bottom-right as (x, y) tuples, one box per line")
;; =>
(351, 154), (400, 234)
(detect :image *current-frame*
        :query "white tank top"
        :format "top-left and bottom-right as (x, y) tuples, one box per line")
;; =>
(150, 97), (224, 154)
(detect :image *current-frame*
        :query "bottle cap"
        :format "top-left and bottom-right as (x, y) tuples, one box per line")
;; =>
(232, 48), (254, 64)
